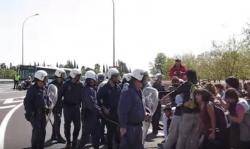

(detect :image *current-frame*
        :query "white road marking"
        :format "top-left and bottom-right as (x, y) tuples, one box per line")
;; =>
(3, 97), (24, 104)
(0, 103), (23, 149)
(0, 105), (16, 110)
(0, 96), (24, 101)
(0, 91), (20, 94)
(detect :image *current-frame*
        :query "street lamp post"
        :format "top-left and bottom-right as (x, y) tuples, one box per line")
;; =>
(22, 13), (39, 65)
(112, 0), (116, 67)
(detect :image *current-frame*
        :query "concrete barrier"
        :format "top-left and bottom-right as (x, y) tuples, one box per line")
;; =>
(0, 79), (13, 84)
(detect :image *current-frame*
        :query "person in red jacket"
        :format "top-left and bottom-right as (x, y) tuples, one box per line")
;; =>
(169, 59), (187, 80)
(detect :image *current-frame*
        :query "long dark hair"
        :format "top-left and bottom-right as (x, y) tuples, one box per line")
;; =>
(186, 69), (198, 84)
(225, 76), (240, 90)
(193, 88), (212, 103)
(224, 88), (239, 103)
(225, 88), (239, 116)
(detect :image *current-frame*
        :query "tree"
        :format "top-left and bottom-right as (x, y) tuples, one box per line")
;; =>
(150, 53), (171, 79)
(94, 64), (101, 73)
(64, 60), (74, 68)
(81, 66), (86, 75)
(0, 63), (7, 69)
(103, 65), (106, 73)
(59, 64), (64, 68)
(0, 68), (16, 79)
(73, 60), (77, 68)
(181, 54), (197, 70)
(117, 60), (129, 75)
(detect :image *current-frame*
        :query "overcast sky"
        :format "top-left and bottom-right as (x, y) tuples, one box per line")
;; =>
(0, 0), (250, 70)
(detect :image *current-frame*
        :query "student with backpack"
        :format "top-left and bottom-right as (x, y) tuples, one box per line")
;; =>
(224, 88), (250, 149)
(194, 88), (228, 149)
(204, 83), (228, 149)
(241, 81), (250, 149)
(193, 89), (216, 149)
(163, 69), (200, 149)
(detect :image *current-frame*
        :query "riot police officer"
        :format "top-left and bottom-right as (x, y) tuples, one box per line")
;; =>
(46, 69), (66, 144)
(24, 70), (48, 149)
(121, 73), (132, 91)
(118, 69), (146, 149)
(97, 73), (105, 85)
(62, 69), (83, 149)
(97, 68), (121, 149)
(79, 70), (101, 149)
(96, 73), (106, 144)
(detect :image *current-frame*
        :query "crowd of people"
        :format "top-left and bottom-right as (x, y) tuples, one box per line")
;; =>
(161, 60), (250, 149)
(22, 59), (250, 149)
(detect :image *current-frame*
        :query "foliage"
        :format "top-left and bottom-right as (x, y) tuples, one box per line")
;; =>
(150, 24), (250, 81)
(0, 64), (17, 79)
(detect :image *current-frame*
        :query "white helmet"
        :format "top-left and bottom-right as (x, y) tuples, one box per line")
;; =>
(34, 70), (48, 81)
(70, 69), (81, 79)
(55, 69), (66, 78)
(122, 73), (132, 82)
(131, 69), (145, 81)
(107, 68), (119, 79)
(85, 70), (97, 81)
(155, 73), (163, 80)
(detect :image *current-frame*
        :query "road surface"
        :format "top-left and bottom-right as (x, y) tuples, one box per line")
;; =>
(0, 83), (164, 149)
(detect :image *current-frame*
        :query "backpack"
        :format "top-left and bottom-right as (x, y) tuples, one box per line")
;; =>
(213, 105), (227, 131)
(183, 83), (199, 109)
(239, 99), (250, 141)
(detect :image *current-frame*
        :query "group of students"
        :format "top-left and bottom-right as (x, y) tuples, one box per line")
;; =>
(161, 71), (250, 149)
(23, 67), (153, 149)
(23, 61), (250, 149)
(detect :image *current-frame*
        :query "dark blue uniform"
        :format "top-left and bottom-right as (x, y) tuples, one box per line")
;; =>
(79, 85), (101, 149)
(50, 80), (64, 141)
(24, 84), (48, 149)
(97, 82), (121, 149)
(118, 84), (145, 149)
(62, 80), (83, 147)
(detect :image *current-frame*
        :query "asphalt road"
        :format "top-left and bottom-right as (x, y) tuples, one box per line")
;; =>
(0, 83), (164, 149)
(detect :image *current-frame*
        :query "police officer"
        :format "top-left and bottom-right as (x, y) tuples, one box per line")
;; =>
(13, 73), (20, 89)
(62, 69), (83, 149)
(121, 73), (132, 91)
(46, 69), (66, 144)
(24, 70), (48, 149)
(79, 70), (101, 149)
(96, 73), (106, 144)
(152, 73), (166, 135)
(97, 68), (121, 149)
(118, 69), (146, 149)
(97, 73), (105, 85)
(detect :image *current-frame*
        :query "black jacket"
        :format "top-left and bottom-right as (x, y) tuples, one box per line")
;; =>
(62, 80), (83, 106)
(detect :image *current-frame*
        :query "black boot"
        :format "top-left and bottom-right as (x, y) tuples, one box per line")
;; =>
(72, 140), (78, 149)
(65, 142), (71, 149)
(57, 135), (66, 144)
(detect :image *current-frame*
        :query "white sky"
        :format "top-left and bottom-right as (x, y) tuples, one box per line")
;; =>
(0, 0), (250, 70)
